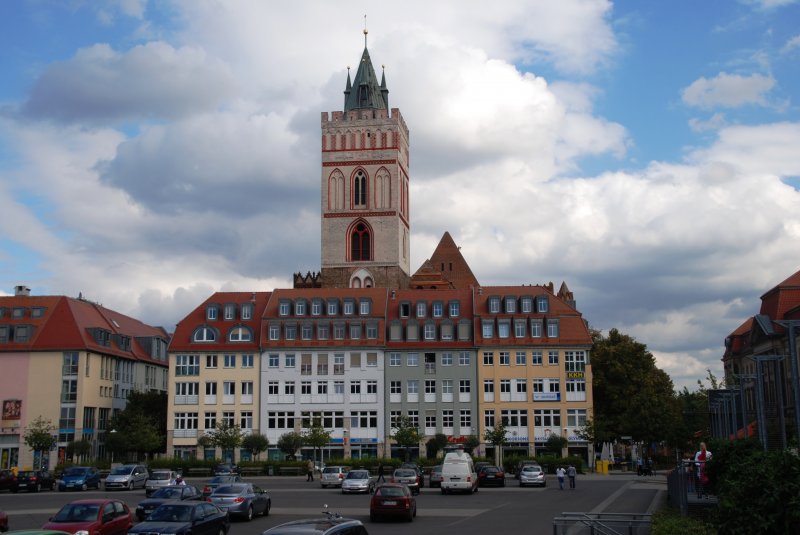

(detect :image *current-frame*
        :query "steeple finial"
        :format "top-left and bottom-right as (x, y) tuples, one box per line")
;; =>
(363, 14), (368, 48)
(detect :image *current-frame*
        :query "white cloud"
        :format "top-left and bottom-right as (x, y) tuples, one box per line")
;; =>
(689, 112), (727, 133)
(681, 72), (775, 109)
(782, 34), (800, 53)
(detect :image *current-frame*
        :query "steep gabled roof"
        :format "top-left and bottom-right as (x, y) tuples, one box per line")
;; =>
(759, 268), (800, 319)
(343, 46), (387, 112)
(412, 232), (479, 290)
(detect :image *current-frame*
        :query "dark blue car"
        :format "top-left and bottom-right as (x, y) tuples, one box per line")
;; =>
(59, 466), (101, 491)
(128, 501), (229, 535)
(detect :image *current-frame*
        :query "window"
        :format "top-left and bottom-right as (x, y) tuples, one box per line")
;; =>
(367, 380), (377, 394)
(424, 322), (436, 340)
(367, 353), (378, 367)
(432, 302), (443, 317)
(482, 320), (494, 338)
(516, 379), (527, 394)
(549, 379), (561, 393)
(390, 381), (402, 394)
(205, 381), (217, 396)
(407, 410), (419, 428)
(301, 323), (313, 340)
(174, 412), (198, 431)
(240, 411), (253, 430)
(317, 382), (328, 394)
(537, 296), (549, 313)
(284, 382), (295, 395)
(241, 381), (253, 397)
(268, 354), (279, 368)
(317, 323), (329, 340)
(501, 409), (528, 427)
(206, 306), (218, 320)
(504, 297), (516, 313)
(268, 382), (279, 395)
(334, 381), (344, 394)
(223, 381), (235, 397)
(565, 351), (587, 372)
(268, 411), (295, 429)
(206, 354), (217, 368)
(389, 353), (401, 366)
(489, 297), (500, 313)
(301, 381), (312, 395)
(440, 322), (453, 340)
(279, 301), (290, 316)
(521, 297), (533, 313)
(311, 300), (323, 315)
(301, 354), (312, 375)
(459, 410), (472, 429)
(343, 300), (355, 315)
(547, 319), (559, 338)
(334, 323), (345, 340)
(484, 410), (495, 427)
(534, 409), (561, 427)
(317, 354), (328, 375)
(285, 323), (297, 340)
(222, 412), (235, 427)
(350, 381), (361, 394)
(516, 351), (526, 365)
(533, 379), (544, 393)
(449, 301), (460, 317)
(399, 302), (410, 317)
(425, 413), (437, 429)
(407, 353), (419, 366)
(416, 302), (426, 318)
(349, 322), (361, 339)
(441, 379), (453, 394)
(366, 322), (378, 339)
(531, 320), (542, 338)
(193, 327), (216, 342)
(548, 351), (559, 365)
(269, 324), (279, 340)
(532, 351), (543, 365)
(241, 304), (252, 320)
(204, 412), (216, 430)
(484, 379), (494, 393)
(407, 380), (419, 394)
(327, 300), (338, 315)
(360, 300), (371, 315)
(459, 380), (471, 393)
(483, 352), (494, 365)
(425, 380), (436, 394)
(567, 409), (588, 427)
(354, 170), (367, 206)
(228, 326), (252, 342)
(175, 355), (199, 376)
(443, 410), (454, 428)
(333, 354), (344, 374)
(224, 304), (236, 320)
(351, 222), (371, 260)
(514, 320), (526, 338)
(499, 351), (510, 365)
(295, 300), (306, 315)
(223, 354), (235, 368)
(285, 354), (296, 368)
(459, 351), (471, 365)
(500, 379), (511, 393)
(441, 352), (453, 366)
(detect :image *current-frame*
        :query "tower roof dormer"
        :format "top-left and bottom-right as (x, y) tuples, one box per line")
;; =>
(344, 29), (388, 112)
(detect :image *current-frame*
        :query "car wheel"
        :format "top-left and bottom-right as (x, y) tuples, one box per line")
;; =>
(407, 509), (414, 522)
(245, 506), (253, 521)
(81, 483), (88, 491)
(35, 483), (41, 492)
(321, 484), (327, 488)
(128, 481), (134, 491)
(264, 500), (270, 516)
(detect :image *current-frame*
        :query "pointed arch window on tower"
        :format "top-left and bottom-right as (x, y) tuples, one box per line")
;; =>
(351, 222), (371, 261)
(354, 170), (367, 208)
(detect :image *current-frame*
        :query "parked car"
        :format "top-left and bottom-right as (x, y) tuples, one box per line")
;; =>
(127, 501), (229, 535)
(0, 471), (14, 492)
(41, 498), (132, 535)
(440, 450), (478, 494)
(58, 467), (101, 492)
(514, 460), (540, 479)
(428, 465), (443, 488)
(206, 483), (270, 521)
(145, 470), (179, 497)
(0, 509), (7, 531)
(369, 483), (416, 522)
(320, 466), (350, 488)
(399, 463), (424, 488)
(12, 470), (56, 493)
(201, 475), (241, 497)
(477, 465), (506, 487)
(474, 461), (491, 473)
(518, 463), (546, 487)
(390, 468), (420, 495)
(213, 463), (239, 476)
(261, 508), (368, 535)
(341, 470), (375, 494)
(135, 485), (201, 521)
(104, 464), (148, 491)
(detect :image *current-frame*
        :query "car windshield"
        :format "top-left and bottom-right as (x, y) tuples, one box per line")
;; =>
(63, 467), (88, 476)
(322, 467), (340, 474)
(523, 465), (541, 472)
(151, 472), (173, 480)
(149, 504), (192, 523)
(431, 466), (442, 473)
(152, 487), (183, 499)
(53, 504), (100, 522)
(209, 476), (234, 484)
(346, 471), (369, 479)
(18, 471), (35, 477)
(394, 469), (415, 477)
(110, 466), (134, 475)
(377, 487), (405, 497)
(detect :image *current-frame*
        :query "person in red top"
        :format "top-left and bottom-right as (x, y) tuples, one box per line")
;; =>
(694, 442), (712, 498)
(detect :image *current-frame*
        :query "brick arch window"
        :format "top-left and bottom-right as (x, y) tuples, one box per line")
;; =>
(328, 169), (344, 210)
(353, 169), (368, 208)
(349, 220), (372, 261)
(375, 167), (391, 209)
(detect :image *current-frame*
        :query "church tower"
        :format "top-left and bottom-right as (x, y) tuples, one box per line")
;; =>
(320, 29), (411, 289)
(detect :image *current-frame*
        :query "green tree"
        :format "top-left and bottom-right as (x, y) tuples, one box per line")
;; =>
(66, 438), (92, 462)
(544, 433), (568, 456)
(241, 432), (269, 460)
(107, 390), (168, 460)
(425, 433), (449, 459)
(277, 432), (304, 460)
(23, 416), (56, 469)
(302, 419), (331, 467)
(392, 415), (421, 461)
(484, 421), (509, 465)
(590, 328), (682, 447)
(463, 434), (480, 455)
(207, 421), (245, 463)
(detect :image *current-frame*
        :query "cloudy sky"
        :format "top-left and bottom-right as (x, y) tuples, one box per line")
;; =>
(1, 0), (799, 391)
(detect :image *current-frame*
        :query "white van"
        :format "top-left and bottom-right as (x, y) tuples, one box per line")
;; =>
(440, 449), (478, 494)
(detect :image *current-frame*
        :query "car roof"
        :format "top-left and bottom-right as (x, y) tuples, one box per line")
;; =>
(6, 531), (76, 535)
(261, 517), (363, 535)
(61, 499), (117, 506)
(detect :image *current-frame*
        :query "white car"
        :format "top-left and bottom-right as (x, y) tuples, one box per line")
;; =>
(341, 469), (375, 494)
(145, 470), (179, 497)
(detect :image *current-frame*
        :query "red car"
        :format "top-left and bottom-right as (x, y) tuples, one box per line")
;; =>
(0, 509), (8, 532)
(369, 483), (416, 522)
(42, 499), (132, 535)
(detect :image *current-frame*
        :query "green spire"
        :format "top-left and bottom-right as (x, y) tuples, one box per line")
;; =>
(343, 30), (387, 112)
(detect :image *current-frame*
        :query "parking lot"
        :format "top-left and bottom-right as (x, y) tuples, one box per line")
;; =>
(0, 472), (665, 535)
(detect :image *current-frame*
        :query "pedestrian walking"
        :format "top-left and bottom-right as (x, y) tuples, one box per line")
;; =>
(377, 462), (385, 483)
(567, 465), (576, 489)
(556, 466), (566, 490)
(306, 459), (315, 482)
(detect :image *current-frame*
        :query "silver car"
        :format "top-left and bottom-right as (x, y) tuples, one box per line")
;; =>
(104, 463), (149, 490)
(341, 469), (375, 494)
(519, 464), (546, 487)
(320, 466), (350, 488)
(145, 470), (179, 497)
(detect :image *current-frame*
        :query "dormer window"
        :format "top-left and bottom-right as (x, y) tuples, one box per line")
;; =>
(228, 326), (253, 342)
(279, 301), (291, 316)
(241, 304), (253, 320)
(488, 297), (501, 314)
(343, 300), (355, 315)
(399, 302), (410, 318)
(206, 305), (218, 321)
(193, 327), (217, 342)
(449, 301), (460, 317)
(359, 300), (371, 315)
(521, 297), (533, 313)
(432, 302), (443, 317)
(295, 300), (306, 316)
(504, 297), (516, 314)
(31, 307), (45, 318)
(311, 300), (323, 316)
(12, 307), (25, 318)
(416, 302), (426, 318)
(224, 304), (236, 320)
(327, 300), (339, 315)
(537, 296), (549, 313)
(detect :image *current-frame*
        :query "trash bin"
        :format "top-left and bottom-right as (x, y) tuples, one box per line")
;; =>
(267, 465), (274, 476)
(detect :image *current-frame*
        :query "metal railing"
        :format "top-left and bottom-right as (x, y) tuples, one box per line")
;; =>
(552, 512), (651, 535)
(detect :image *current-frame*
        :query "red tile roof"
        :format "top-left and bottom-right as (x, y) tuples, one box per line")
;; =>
(411, 232), (479, 289)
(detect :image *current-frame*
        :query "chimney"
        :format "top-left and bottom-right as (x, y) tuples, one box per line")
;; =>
(14, 285), (30, 297)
